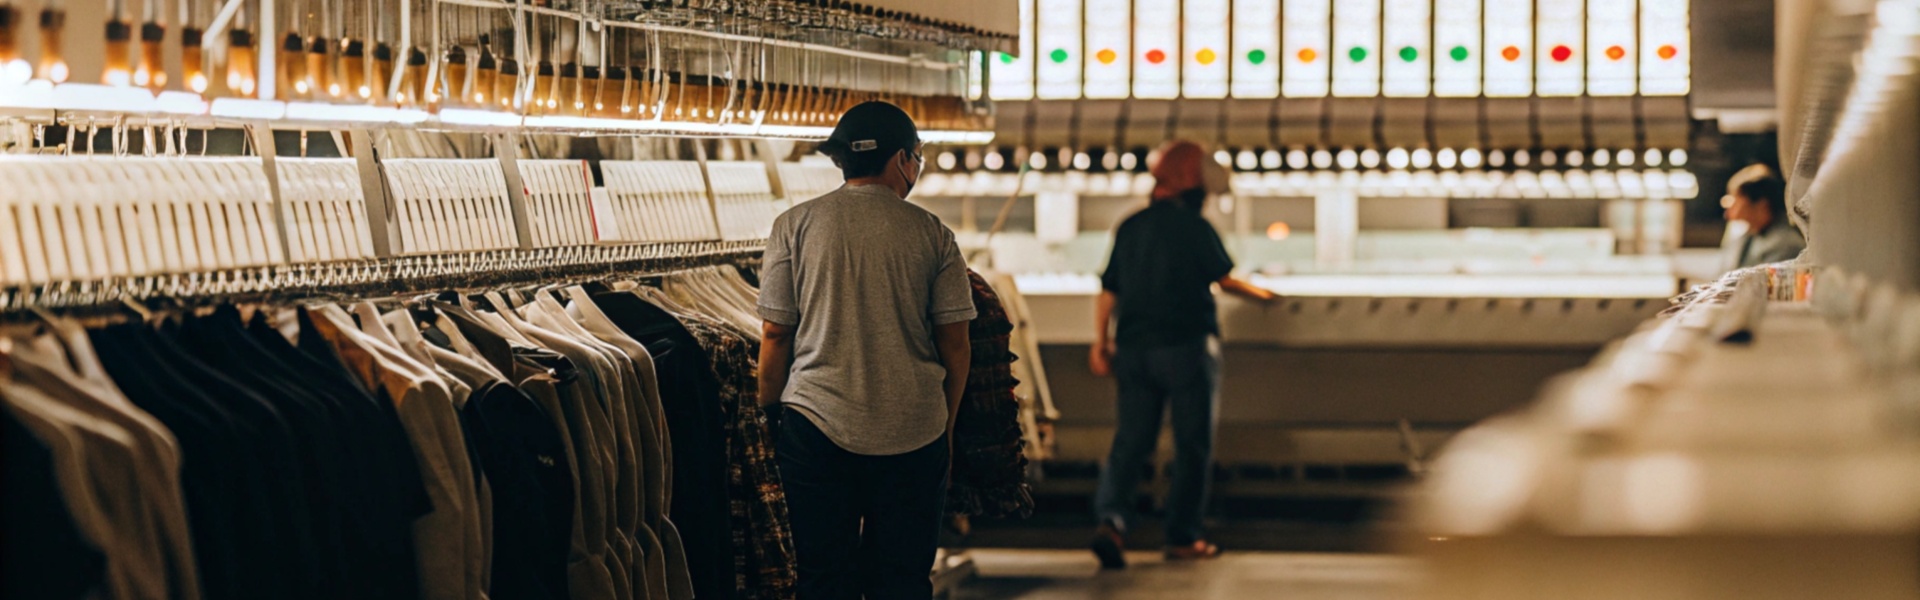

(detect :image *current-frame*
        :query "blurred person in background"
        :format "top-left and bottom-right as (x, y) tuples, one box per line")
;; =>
(1719, 166), (1806, 271)
(1086, 140), (1277, 569)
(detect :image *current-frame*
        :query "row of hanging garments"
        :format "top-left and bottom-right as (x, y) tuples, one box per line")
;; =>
(0, 265), (798, 600)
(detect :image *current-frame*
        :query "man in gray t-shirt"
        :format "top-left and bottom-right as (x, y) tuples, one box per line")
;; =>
(756, 101), (975, 600)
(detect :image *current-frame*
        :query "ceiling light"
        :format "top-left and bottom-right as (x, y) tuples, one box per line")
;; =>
(1460, 148), (1482, 169)
(1312, 149), (1334, 169)
(1360, 148), (1382, 169)
(1386, 148), (1410, 169)
(1437, 148), (1458, 169)
(1073, 152), (1092, 170)
(1411, 148), (1432, 169)
(1236, 149), (1258, 171)
(1262, 149), (1283, 170)
(1288, 149), (1310, 169)
(1337, 149), (1360, 169)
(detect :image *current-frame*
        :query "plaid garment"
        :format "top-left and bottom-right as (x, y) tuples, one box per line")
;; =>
(946, 270), (1035, 519)
(676, 316), (798, 600)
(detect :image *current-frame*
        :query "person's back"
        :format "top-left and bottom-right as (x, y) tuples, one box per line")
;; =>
(760, 184), (971, 455)
(1103, 202), (1235, 349)
(755, 100), (976, 600)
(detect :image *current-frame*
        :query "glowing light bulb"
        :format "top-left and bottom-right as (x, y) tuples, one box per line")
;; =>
(474, 92), (486, 103)
(359, 85), (373, 98)
(50, 61), (70, 83)
(1030, 152), (1048, 170)
(1513, 149), (1531, 167)
(1669, 149), (1689, 166)
(1074, 152), (1092, 170)
(1312, 150), (1334, 169)
(1616, 149), (1634, 166)
(1411, 148), (1432, 169)
(1541, 150), (1558, 167)
(1437, 148), (1458, 169)
(1360, 149), (1381, 169)
(133, 68), (151, 86)
(1337, 149), (1359, 169)
(1288, 149), (1309, 169)
(1594, 149), (1611, 167)
(1461, 148), (1483, 168)
(328, 83), (342, 97)
(1567, 150), (1585, 167)
(984, 152), (1005, 170)
(2, 60), (32, 85)
(1489, 150), (1507, 167)
(105, 69), (132, 87)
(188, 73), (208, 92)
(1386, 148), (1410, 169)
(1262, 150), (1283, 170)
(938, 152), (958, 170)
(1236, 150), (1257, 170)
(1214, 150), (1232, 167)
(1265, 221), (1291, 240)
(1102, 152), (1119, 170)
(1644, 149), (1663, 166)
(295, 80), (310, 94)
(1118, 152), (1137, 170)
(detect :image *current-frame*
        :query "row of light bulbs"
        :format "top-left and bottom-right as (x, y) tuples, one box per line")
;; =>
(945, 147), (1691, 172)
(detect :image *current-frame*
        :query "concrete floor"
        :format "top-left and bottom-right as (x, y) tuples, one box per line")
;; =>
(952, 549), (1422, 600)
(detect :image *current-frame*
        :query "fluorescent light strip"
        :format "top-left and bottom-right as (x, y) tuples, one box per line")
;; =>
(284, 102), (429, 125)
(209, 98), (289, 119)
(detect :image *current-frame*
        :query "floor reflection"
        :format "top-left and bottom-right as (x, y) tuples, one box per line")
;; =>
(952, 549), (1422, 600)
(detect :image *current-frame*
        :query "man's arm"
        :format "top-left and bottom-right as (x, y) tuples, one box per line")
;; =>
(757, 320), (797, 407)
(1089, 290), (1116, 377)
(1218, 275), (1279, 302)
(934, 320), (972, 438)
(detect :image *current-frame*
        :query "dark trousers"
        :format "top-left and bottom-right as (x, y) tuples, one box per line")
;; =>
(776, 411), (949, 600)
(1093, 338), (1221, 546)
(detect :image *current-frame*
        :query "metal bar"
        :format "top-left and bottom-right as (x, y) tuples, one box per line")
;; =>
(202, 0), (246, 48)
(258, 0), (276, 100)
(691, 140), (725, 241)
(247, 123), (295, 263)
(430, 0), (959, 70)
(349, 130), (397, 257)
(492, 132), (536, 249)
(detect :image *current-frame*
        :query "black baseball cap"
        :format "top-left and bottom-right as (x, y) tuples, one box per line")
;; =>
(821, 101), (920, 158)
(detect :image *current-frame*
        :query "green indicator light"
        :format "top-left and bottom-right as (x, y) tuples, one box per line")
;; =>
(1049, 48), (1069, 63)
(1247, 49), (1268, 65)
(1449, 46), (1470, 62)
(1399, 46), (1419, 62)
(1349, 47), (1369, 63)
(997, 52), (1015, 64)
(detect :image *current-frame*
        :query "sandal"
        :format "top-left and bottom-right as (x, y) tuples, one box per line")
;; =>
(1089, 522), (1128, 570)
(1164, 541), (1222, 561)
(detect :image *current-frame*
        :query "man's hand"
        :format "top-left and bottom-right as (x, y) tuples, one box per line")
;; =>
(1219, 275), (1281, 304)
(1089, 341), (1114, 377)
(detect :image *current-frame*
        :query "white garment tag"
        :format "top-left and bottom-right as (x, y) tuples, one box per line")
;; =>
(589, 186), (622, 242)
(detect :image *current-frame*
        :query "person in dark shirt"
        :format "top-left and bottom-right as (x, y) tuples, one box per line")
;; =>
(1088, 140), (1276, 569)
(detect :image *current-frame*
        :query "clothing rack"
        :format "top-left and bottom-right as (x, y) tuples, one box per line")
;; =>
(0, 239), (765, 315)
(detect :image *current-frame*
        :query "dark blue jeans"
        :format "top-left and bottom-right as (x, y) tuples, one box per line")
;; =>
(1094, 338), (1221, 546)
(776, 411), (949, 600)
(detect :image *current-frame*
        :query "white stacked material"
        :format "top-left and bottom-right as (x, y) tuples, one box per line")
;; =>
(705, 161), (783, 241)
(380, 159), (519, 254)
(0, 156), (284, 285)
(277, 158), (376, 263)
(1415, 276), (1920, 599)
(517, 159), (597, 248)
(600, 160), (720, 243)
(778, 161), (842, 204)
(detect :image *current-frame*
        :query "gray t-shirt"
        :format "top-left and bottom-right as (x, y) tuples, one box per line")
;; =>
(757, 183), (977, 456)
